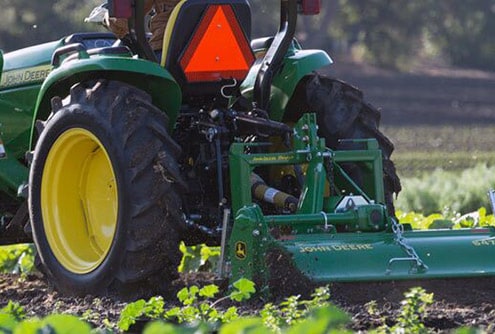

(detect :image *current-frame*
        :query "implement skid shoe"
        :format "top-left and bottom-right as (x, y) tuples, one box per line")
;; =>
(227, 114), (495, 291)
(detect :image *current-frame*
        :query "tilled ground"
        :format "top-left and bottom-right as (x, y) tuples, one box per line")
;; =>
(2, 273), (495, 332)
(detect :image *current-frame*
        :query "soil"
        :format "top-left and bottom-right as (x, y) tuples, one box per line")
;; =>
(2, 61), (495, 332)
(3, 273), (495, 332)
(326, 59), (495, 127)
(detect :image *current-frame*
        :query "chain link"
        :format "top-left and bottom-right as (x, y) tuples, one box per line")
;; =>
(388, 217), (428, 274)
(323, 156), (336, 196)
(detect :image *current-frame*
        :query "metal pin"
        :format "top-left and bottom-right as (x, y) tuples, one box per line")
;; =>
(488, 189), (495, 215)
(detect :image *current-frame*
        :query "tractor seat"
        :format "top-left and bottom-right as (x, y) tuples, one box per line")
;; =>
(160, 0), (254, 101)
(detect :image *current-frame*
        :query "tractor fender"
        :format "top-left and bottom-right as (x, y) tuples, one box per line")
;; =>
(31, 56), (181, 148)
(240, 49), (332, 121)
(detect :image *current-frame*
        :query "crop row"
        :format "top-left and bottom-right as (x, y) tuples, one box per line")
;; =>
(383, 125), (495, 177)
(0, 279), (463, 333)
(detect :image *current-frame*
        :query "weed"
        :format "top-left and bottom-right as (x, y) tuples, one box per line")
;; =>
(117, 278), (255, 332)
(372, 287), (434, 334)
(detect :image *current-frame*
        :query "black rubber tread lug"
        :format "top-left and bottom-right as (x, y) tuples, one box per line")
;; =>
(286, 72), (402, 215)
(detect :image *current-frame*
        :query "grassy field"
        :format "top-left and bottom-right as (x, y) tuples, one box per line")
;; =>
(383, 125), (495, 177)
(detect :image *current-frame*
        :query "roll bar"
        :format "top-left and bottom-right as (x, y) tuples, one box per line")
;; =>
(253, 0), (298, 110)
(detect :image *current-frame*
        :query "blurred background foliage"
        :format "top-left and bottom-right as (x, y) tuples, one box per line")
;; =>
(0, 0), (494, 71)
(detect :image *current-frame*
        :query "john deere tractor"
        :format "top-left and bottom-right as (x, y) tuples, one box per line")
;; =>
(0, 0), (493, 297)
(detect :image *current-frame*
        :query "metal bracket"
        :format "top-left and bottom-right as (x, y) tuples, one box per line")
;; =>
(488, 189), (495, 215)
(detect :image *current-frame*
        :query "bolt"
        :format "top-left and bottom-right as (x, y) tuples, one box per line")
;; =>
(252, 229), (260, 237)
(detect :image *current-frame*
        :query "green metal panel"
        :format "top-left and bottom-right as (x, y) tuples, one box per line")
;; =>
(0, 42), (61, 197)
(0, 86), (44, 159)
(230, 203), (495, 285)
(282, 227), (495, 282)
(1, 40), (60, 73)
(0, 146), (28, 198)
(32, 55), (182, 147)
(0, 40), (61, 159)
(229, 204), (270, 290)
(239, 46), (332, 121)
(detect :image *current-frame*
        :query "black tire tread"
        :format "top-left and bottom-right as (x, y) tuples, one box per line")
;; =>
(286, 73), (401, 214)
(31, 79), (184, 296)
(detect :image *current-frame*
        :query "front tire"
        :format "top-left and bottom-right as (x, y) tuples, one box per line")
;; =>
(29, 80), (184, 296)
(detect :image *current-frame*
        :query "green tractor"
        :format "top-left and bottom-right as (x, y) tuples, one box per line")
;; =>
(0, 0), (492, 296)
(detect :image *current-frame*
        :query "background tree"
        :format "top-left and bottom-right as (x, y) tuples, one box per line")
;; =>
(0, 0), (100, 52)
(0, 0), (494, 71)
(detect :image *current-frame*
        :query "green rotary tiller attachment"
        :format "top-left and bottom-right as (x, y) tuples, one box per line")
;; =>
(226, 114), (495, 291)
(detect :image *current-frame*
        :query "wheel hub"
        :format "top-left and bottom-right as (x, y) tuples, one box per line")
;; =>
(41, 128), (118, 274)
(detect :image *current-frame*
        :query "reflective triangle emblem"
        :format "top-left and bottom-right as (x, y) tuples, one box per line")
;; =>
(180, 5), (254, 83)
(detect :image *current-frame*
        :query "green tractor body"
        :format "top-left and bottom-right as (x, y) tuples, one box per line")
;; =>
(0, 0), (493, 295)
(0, 40), (61, 199)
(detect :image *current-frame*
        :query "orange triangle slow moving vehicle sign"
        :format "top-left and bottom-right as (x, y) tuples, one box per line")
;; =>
(180, 5), (255, 83)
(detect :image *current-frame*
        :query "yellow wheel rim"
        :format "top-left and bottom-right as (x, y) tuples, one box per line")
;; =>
(41, 128), (118, 274)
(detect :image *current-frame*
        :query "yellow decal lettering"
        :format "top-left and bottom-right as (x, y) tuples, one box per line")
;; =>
(300, 244), (373, 253)
(473, 238), (495, 247)
(0, 65), (52, 88)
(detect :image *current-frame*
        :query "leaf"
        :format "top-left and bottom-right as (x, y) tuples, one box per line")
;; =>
(164, 307), (181, 319)
(143, 321), (190, 334)
(453, 327), (484, 334)
(0, 301), (25, 321)
(177, 288), (190, 303)
(221, 306), (239, 322)
(144, 296), (165, 318)
(207, 308), (219, 322)
(41, 314), (92, 334)
(10, 318), (41, 334)
(180, 306), (199, 323)
(0, 245), (36, 275)
(287, 306), (350, 334)
(177, 285), (201, 306)
(118, 299), (146, 331)
(218, 317), (265, 334)
(199, 285), (219, 299)
(0, 313), (18, 332)
(230, 279), (256, 302)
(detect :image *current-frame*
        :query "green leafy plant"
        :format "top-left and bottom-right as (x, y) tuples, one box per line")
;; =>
(118, 278), (255, 332)
(118, 296), (166, 331)
(395, 287), (434, 333)
(397, 207), (495, 231)
(0, 304), (92, 334)
(373, 287), (434, 334)
(141, 284), (349, 334)
(260, 286), (339, 333)
(0, 244), (36, 276)
(396, 163), (495, 216)
(178, 243), (220, 273)
(0, 301), (26, 321)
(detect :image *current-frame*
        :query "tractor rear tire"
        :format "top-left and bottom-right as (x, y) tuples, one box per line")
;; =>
(29, 80), (184, 296)
(286, 73), (401, 215)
